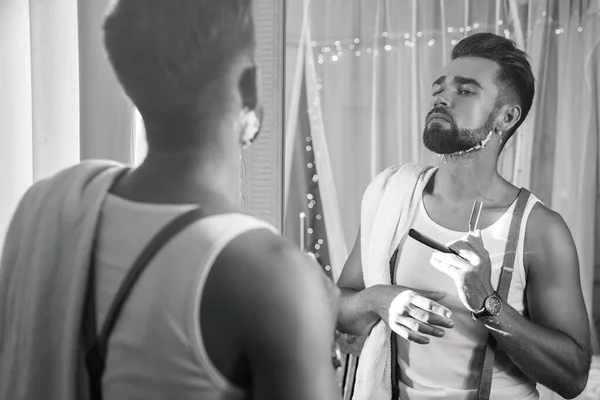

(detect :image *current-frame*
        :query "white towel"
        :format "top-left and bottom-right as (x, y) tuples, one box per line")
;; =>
(0, 160), (129, 400)
(353, 163), (437, 400)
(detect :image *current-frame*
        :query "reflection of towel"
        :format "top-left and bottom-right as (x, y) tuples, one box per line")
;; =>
(353, 164), (437, 400)
(0, 160), (128, 400)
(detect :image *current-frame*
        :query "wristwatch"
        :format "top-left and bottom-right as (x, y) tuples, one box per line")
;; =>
(471, 293), (503, 321)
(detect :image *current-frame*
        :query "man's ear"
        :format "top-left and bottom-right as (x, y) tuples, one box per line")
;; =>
(496, 104), (522, 134)
(239, 66), (258, 110)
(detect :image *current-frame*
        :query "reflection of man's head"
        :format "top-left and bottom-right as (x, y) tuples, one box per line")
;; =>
(423, 33), (535, 156)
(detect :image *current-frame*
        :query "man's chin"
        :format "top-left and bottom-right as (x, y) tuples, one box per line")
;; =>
(422, 138), (474, 155)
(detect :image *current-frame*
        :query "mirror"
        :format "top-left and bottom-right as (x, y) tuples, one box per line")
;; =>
(284, 0), (600, 397)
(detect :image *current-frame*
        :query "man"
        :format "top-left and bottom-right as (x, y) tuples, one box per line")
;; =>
(0, 1), (340, 400)
(337, 33), (591, 399)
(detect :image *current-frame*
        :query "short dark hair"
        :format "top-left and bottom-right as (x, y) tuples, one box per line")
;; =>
(451, 33), (535, 140)
(103, 0), (255, 121)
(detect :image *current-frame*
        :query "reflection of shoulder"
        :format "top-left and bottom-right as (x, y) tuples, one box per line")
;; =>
(524, 202), (575, 272)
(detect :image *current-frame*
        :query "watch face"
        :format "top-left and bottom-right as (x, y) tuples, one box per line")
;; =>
(485, 295), (502, 315)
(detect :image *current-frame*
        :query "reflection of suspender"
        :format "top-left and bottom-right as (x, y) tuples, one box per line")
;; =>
(388, 188), (531, 400)
(389, 248), (401, 400)
(82, 208), (205, 400)
(477, 188), (530, 400)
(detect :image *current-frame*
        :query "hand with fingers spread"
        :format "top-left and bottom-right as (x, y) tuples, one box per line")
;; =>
(375, 285), (454, 344)
(429, 229), (496, 313)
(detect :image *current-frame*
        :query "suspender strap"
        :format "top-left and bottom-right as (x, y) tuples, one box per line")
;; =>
(476, 189), (531, 400)
(83, 207), (206, 400)
(389, 248), (401, 400)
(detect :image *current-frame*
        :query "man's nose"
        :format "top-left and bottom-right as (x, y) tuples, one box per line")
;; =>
(433, 92), (451, 108)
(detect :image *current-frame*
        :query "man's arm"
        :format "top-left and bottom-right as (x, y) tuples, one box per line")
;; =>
(433, 204), (591, 398)
(337, 228), (453, 342)
(483, 205), (591, 398)
(336, 228), (382, 336)
(206, 229), (341, 400)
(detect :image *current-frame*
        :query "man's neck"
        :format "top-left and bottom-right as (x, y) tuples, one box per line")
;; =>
(431, 150), (504, 205)
(118, 146), (241, 210)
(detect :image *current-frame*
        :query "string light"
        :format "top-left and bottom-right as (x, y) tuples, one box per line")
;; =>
(311, 17), (579, 70)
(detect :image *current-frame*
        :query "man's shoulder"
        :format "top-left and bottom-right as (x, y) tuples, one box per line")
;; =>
(213, 228), (332, 299)
(524, 200), (576, 270)
(526, 201), (569, 240)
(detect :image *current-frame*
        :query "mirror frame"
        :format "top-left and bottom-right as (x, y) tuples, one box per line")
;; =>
(240, 0), (285, 231)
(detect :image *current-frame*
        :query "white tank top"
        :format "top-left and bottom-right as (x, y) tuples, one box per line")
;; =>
(394, 193), (541, 400)
(94, 194), (278, 400)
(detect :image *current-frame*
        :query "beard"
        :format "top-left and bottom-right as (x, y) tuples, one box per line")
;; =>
(422, 107), (496, 155)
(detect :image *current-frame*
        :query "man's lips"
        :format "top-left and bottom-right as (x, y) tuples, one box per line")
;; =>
(427, 113), (451, 123)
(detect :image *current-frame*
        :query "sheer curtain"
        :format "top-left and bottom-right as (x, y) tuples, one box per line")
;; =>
(286, 0), (600, 396)
(0, 0), (136, 256)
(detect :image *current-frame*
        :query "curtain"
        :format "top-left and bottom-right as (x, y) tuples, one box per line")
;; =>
(286, 0), (600, 397)
(0, 0), (136, 256)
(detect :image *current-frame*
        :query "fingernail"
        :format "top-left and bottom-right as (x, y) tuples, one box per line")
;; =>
(437, 331), (445, 337)
(448, 321), (454, 328)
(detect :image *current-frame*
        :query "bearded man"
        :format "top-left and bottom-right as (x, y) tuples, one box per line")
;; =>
(336, 32), (591, 400)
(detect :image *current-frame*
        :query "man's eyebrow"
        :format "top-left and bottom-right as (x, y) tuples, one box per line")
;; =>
(432, 75), (483, 90)
(454, 76), (483, 89)
(432, 76), (445, 87)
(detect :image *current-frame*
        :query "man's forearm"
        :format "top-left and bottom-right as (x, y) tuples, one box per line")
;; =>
(482, 305), (591, 399)
(336, 286), (384, 336)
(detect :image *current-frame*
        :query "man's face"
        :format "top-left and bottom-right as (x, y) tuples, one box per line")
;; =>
(423, 57), (501, 155)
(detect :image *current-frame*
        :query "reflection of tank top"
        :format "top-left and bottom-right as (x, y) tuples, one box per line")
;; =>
(394, 194), (541, 400)
(94, 194), (277, 400)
